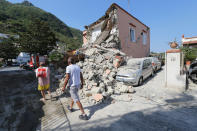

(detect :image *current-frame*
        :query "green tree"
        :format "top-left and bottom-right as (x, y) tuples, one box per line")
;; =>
(0, 38), (18, 61)
(19, 19), (57, 55)
(48, 50), (64, 62)
(0, 0), (82, 50)
(180, 46), (197, 61)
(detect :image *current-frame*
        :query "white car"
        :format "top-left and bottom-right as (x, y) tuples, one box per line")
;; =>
(116, 58), (154, 86)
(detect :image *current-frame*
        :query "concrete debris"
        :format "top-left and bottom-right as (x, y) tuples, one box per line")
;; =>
(58, 44), (134, 104)
(83, 90), (92, 97)
(91, 87), (101, 94)
(84, 48), (98, 56)
(128, 86), (136, 93)
(107, 86), (114, 95)
(93, 94), (104, 102)
(58, 8), (135, 105)
(105, 69), (111, 75)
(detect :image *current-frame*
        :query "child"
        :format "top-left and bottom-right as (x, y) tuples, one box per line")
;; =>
(35, 62), (51, 101)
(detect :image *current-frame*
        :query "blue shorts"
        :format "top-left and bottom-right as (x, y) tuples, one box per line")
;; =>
(69, 85), (80, 102)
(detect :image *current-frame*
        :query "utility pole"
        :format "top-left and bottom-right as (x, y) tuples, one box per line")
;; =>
(128, 0), (131, 13)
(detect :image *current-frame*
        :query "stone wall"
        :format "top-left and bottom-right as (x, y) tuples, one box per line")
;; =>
(0, 70), (44, 131)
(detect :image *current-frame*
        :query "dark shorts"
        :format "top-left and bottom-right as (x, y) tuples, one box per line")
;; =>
(69, 85), (80, 102)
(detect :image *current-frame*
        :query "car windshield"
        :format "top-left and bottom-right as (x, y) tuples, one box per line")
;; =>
(127, 59), (141, 69)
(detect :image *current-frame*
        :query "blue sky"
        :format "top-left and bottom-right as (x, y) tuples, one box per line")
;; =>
(8, 0), (197, 52)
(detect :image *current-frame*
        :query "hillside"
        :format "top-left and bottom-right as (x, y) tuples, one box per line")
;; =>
(0, 0), (82, 50)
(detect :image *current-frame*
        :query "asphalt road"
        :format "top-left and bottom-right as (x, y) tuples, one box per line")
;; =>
(0, 66), (24, 72)
(55, 68), (197, 131)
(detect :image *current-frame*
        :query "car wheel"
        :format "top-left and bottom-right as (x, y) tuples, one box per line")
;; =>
(138, 77), (143, 86)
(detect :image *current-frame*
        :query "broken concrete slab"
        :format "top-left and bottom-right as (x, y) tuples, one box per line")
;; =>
(116, 82), (132, 93)
(105, 35), (114, 43)
(84, 48), (98, 56)
(107, 86), (114, 95)
(95, 55), (104, 63)
(93, 94), (103, 102)
(91, 87), (101, 94)
(105, 69), (111, 75)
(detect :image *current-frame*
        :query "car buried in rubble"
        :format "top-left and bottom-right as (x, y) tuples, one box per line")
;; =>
(116, 58), (154, 86)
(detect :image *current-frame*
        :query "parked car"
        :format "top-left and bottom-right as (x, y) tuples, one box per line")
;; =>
(148, 57), (161, 73)
(116, 58), (154, 86)
(20, 62), (34, 70)
(188, 60), (197, 84)
(5, 59), (20, 66)
(12, 59), (19, 66)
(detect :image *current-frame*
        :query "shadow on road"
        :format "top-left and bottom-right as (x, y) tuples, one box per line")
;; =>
(84, 97), (113, 120)
(165, 93), (195, 106)
(65, 94), (197, 131)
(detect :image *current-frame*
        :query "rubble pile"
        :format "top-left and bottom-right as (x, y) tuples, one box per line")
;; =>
(59, 44), (135, 104)
(59, 7), (135, 104)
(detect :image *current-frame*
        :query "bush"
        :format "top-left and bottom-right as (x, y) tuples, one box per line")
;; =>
(48, 51), (64, 62)
(180, 47), (197, 62)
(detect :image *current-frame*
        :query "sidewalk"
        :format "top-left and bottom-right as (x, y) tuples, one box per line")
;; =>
(36, 92), (71, 131)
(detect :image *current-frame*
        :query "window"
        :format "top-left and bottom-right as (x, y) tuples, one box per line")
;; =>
(142, 32), (147, 45)
(146, 59), (151, 66)
(130, 28), (136, 42)
(143, 59), (151, 69)
(143, 60), (147, 69)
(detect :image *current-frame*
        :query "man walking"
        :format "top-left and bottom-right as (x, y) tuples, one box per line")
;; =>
(62, 57), (88, 120)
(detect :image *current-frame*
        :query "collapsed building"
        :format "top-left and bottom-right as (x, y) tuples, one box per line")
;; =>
(59, 3), (150, 103)
(83, 3), (150, 58)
